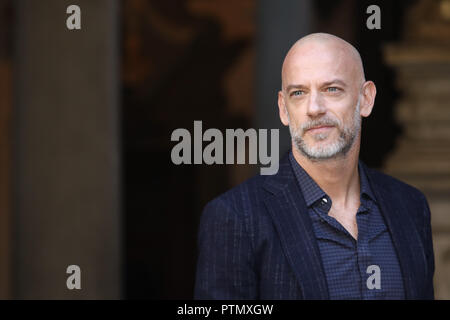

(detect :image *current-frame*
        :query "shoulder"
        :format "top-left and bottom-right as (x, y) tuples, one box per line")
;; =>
(197, 173), (270, 247)
(364, 165), (428, 206)
(203, 173), (269, 216)
(200, 152), (292, 230)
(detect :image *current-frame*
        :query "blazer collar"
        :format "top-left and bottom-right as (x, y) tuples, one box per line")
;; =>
(262, 152), (329, 299)
(362, 162), (423, 299)
(262, 153), (422, 299)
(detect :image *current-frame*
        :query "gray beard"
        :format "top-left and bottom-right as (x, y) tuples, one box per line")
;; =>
(288, 99), (361, 161)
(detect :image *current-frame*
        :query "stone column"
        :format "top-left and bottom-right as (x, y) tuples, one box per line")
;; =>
(383, 0), (450, 299)
(0, 0), (12, 299)
(256, 0), (313, 157)
(13, 0), (121, 299)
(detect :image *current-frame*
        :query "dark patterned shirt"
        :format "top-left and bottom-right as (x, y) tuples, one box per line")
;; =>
(289, 151), (405, 299)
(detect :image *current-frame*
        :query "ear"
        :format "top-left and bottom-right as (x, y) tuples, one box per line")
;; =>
(360, 81), (376, 118)
(278, 90), (290, 126)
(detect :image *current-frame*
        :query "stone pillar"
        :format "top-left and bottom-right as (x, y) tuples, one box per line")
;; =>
(383, 0), (450, 299)
(256, 0), (313, 157)
(0, 0), (12, 299)
(13, 0), (121, 299)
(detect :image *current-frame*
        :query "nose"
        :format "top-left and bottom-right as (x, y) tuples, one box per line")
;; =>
(306, 92), (326, 118)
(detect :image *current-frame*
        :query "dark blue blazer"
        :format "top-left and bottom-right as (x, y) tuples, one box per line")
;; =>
(194, 152), (435, 299)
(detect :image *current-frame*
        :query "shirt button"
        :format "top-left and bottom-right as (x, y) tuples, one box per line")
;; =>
(322, 198), (328, 203)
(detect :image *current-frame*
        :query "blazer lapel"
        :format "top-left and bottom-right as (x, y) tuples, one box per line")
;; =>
(363, 163), (422, 299)
(262, 155), (329, 299)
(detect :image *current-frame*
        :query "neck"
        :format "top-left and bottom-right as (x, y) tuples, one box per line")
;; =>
(292, 137), (361, 207)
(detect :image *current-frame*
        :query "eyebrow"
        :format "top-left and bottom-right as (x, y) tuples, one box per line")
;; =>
(322, 79), (347, 88)
(285, 79), (348, 92)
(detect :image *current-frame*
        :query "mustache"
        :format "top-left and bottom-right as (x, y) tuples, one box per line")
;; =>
(301, 116), (341, 133)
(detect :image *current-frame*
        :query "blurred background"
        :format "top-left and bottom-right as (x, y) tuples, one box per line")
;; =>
(0, 0), (449, 299)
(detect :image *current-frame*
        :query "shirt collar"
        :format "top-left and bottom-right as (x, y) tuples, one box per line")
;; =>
(289, 151), (326, 207)
(358, 160), (377, 203)
(288, 150), (377, 207)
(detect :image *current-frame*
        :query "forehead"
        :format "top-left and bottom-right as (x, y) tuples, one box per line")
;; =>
(283, 43), (357, 87)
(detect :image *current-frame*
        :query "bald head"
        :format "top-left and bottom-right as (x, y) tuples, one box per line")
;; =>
(277, 33), (377, 163)
(281, 33), (365, 91)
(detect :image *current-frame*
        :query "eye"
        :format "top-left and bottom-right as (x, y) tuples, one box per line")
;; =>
(291, 90), (304, 97)
(326, 87), (340, 93)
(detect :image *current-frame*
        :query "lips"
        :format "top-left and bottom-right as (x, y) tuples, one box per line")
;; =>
(307, 125), (334, 132)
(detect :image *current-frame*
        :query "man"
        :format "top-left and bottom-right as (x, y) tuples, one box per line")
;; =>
(194, 33), (435, 299)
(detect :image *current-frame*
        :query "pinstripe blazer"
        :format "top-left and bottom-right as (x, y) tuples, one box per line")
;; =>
(194, 152), (435, 299)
